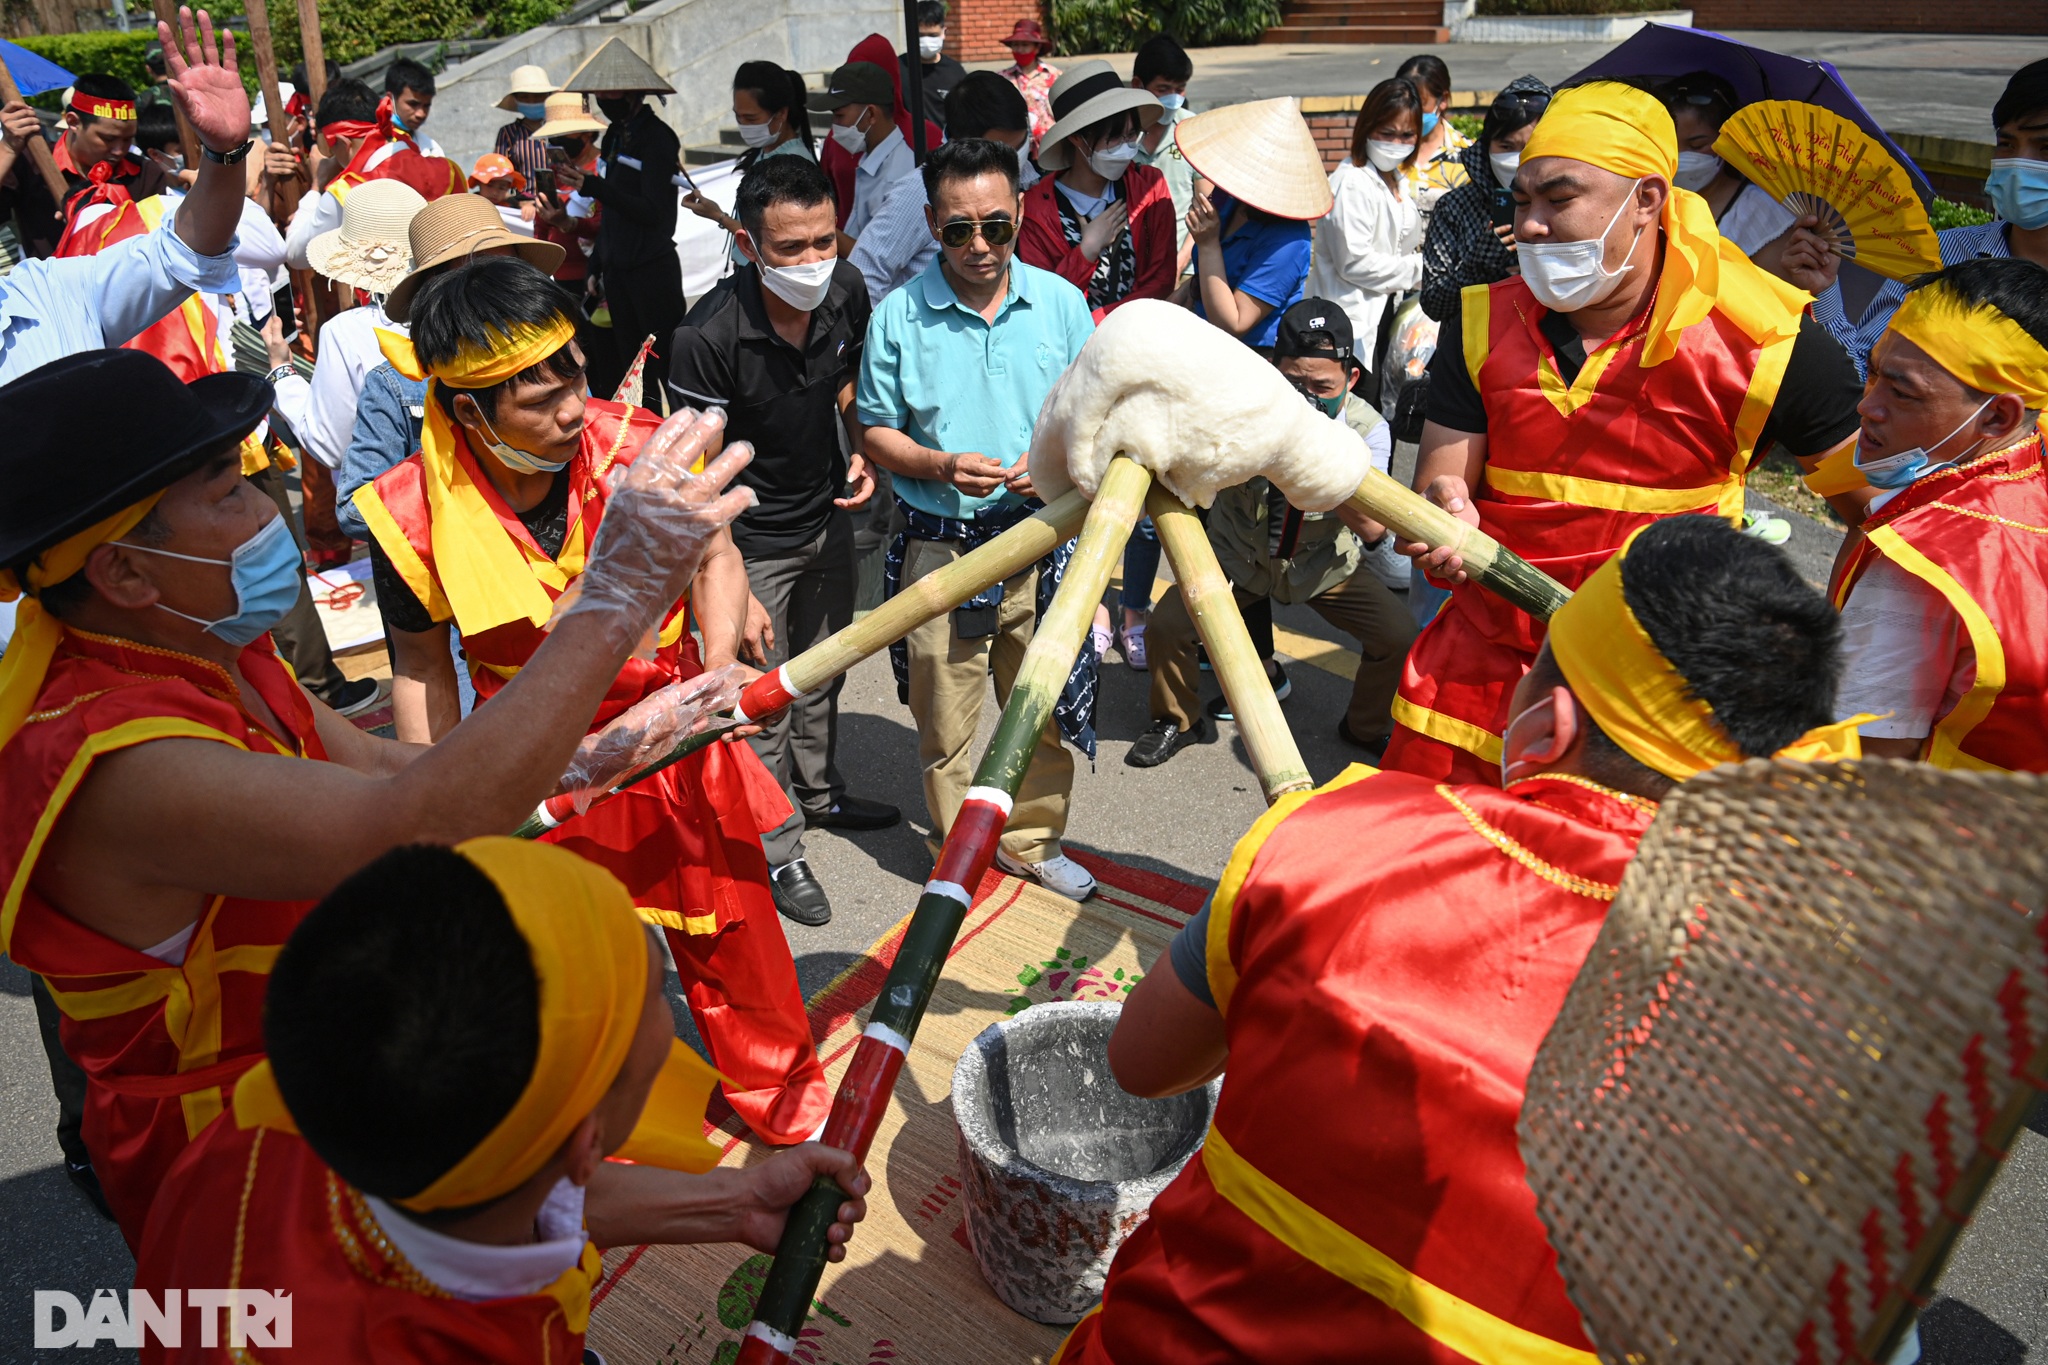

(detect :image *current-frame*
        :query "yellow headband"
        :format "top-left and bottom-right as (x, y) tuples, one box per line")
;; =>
(1521, 81), (1676, 182)
(234, 838), (721, 1210)
(378, 317), (576, 390)
(1547, 530), (1865, 781)
(1887, 286), (2048, 410)
(0, 493), (167, 755)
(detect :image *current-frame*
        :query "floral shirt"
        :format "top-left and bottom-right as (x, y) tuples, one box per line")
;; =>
(1400, 123), (1472, 222)
(1002, 59), (1063, 150)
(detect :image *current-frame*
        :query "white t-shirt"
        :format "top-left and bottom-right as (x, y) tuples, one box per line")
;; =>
(1836, 550), (1974, 740)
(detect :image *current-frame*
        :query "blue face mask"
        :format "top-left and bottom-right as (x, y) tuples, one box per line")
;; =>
(131, 514), (304, 647)
(516, 101), (548, 121)
(1853, 397), (1993, 490)
(1985, 158), (2048, 231)
(1420, 110), (1440, 137)
(1158, 92), (1185, 111)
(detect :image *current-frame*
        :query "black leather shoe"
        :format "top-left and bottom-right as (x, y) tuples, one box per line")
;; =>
(1125, 715), (1216, 768)
(805, 794), (901, 831)
(770, 859), (832, 926)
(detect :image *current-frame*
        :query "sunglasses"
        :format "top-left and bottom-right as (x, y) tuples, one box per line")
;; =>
(937, 216), (1017, 249)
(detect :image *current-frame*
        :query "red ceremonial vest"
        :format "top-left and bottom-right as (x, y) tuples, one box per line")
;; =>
(1830, 435), (2048, 773)
(0, 630), (325, 1248)
(136, 1120), (595, 1363)
(332, 129), (467, 204)
(1058, 766), (1655, 1365)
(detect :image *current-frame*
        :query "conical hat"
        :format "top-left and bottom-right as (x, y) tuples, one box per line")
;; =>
(561, 37), (672, 96)
(1175, 97), (1332, 221)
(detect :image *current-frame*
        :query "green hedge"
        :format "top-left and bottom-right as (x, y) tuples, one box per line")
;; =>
(1928, 196), (1993, 231)
(1049, 0), (1283, 56)
(1475, 0), (1676, 13)
(13, 30), (157, 94)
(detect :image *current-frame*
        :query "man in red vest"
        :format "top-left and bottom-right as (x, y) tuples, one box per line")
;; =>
(1831, 258), (2048, 773)
(0, 348), (754, 1248)
(355, 255), (831, 1146)
(1059, 514), (1861, 1364)
(283, 77), (463, 272)
(1388, 80), (1867, 785)
(135, 837), (868, 1364)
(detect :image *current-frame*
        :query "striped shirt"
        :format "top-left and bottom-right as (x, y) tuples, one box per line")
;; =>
(494, 119), (551, 196)
(1815, 219), (2011, 378)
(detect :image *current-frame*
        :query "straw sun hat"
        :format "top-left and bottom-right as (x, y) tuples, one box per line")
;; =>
(561, 36), (673, 96)
(497, 64), (557, 112)
(1176, 97), (1334, 221)
(532, 90), (602, 140)
(306, 178), (429, 295)
(1036, 60), (1162, 173)
(383, 194), (565, 322)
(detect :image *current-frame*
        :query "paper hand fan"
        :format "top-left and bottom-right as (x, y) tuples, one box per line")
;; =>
(1520, 759), (2048, 1365)
(1714, 100), (1942, 281)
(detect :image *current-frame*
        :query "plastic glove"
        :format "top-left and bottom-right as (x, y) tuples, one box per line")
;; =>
(554, 664), (747, 812)
(550, 407), (757, 653)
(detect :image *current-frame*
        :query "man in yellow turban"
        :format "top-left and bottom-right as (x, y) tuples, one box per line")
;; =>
(1384, 79), (1868, 784)
(1830, 258), (2048, 773)
(133, 838), (869, 1362)
(1056, 515), (1856, 1365)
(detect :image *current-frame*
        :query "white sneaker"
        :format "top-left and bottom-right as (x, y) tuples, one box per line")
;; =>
(994, 849), (1098, 901)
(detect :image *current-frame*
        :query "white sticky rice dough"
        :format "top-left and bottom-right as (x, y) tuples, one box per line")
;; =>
(1028, 299), (1371, 513)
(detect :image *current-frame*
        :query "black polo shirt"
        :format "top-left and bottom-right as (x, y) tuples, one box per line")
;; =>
(668, 258), (869, 556)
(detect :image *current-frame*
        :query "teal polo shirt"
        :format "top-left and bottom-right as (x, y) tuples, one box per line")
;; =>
(856, 256), (1096, 520)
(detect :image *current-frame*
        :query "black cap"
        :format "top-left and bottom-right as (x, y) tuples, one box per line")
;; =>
(808, 62), (895, 113)
(1274, 298), (1354, 363)
(0, 351), (272, 570)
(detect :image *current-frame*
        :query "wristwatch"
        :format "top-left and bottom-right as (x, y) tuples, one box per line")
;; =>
(201, 140), (254, 165)
(266, 363), (299, 387)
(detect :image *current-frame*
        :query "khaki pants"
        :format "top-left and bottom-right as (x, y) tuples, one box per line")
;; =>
(902, 536), (1074, 865)
(1148, 565), (1417, 743)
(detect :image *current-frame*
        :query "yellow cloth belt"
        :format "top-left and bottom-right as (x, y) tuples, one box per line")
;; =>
(233, 837), (721, 1211)
(1520, 82), (1807, 369)
(1887, 285), (2048, 409)
(1546, 527), (1865, 780)
(376, 319), (580, 636)
(0, 495), (166, 753)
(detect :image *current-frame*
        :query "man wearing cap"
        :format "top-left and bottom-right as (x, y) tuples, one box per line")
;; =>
(998, 18), (1061, 152)
(0, 347), (757, 1247)
(810, 60), (914, 245)
(1059, 514), (1858, 1365)
(1129, 300), (1413, 769)
(494, 64), (558, 198)
(554, 38), (682, 411)
(135, 838), (870, 1364)
(1388, 81), (1868, 785)
(136, 41), (175, 112)
(1830, 259), (2048, 774)
(283, 76), (464, 275)
(358, 257), (830, 1146)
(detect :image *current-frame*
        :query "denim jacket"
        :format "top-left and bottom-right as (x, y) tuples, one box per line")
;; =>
(336, 361), (427, 541)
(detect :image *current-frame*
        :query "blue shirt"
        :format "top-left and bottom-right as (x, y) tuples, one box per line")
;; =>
(857, 257), (1095, 519)
(1193, 189), (1312, 351)
(1813, 218), (2012, 380)
(0, 221), (241, 384)
(336, 361), (428, 541)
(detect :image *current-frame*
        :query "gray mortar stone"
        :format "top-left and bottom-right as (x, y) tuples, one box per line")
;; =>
(950, 1000), (1221, 1325)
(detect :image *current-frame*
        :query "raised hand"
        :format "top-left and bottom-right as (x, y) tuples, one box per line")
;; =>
(158, 7), (251, 154)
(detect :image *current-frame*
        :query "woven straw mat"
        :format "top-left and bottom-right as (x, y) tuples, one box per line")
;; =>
(1520, 758), (2048, 1365)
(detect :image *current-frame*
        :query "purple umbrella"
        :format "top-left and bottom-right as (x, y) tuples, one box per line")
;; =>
(1564, 22), (1934, 204)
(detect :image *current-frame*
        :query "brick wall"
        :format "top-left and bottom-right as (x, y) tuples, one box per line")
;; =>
(1690, 0), (2048, 31)
(1306, 110), (1356, 173)
(943, 0), (1048, 63)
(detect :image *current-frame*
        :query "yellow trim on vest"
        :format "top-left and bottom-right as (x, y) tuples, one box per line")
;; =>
(1484, 465), (1733, 516)
(1050, 1304), (1102, 1364)
(1728, 328), (1797, 487)
(1865, 524), (2009, 772)
(635, 905), (720, 937)
(1532, 342), (1624, 419)
(1462, 285), (1490, 393)
(354, 482), (453, 624)
(1803, 436), (1865, 499)
(1391, 695), (1506, 767)
(1207, 764), (1379, 1016)
(1202, 1124), (1598, 1365)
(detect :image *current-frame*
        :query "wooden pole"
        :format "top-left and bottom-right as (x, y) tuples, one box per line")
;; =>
(1345, 468), (1572, 620)
(241, 0), (300, 225)
(0, 59), (67, 202)
(733, 458), (1155, 1365)
(1148, 486), (1313, 803)
(295, 0), (327, 107)
(148, 0), (204, 169)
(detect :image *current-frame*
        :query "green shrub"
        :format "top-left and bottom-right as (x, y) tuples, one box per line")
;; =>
(1049, 0), (1283, 56)
(1448, 112), (1482, 139)
(13, 30), (157, 95)
(1928, 196), (1994, 231)
(1475, 0), (1676, 14)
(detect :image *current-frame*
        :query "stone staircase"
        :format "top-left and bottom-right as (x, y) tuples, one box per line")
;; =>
(684, 127), (748, 168)
(1261, 0), (1448, 44)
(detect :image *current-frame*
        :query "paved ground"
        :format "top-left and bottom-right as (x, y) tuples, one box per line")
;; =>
(972, 30), (2048, 144)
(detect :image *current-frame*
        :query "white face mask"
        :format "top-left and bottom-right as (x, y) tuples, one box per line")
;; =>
(1518, 178), (1645, 313)
(1673, 150), (1722, 192)
(1085, 137), (1141, 181)
(829, 108), (870, 154)
(474, 405), (571, 475)
(1489, 150), (1521, 190)
(757, 255), (836, 311)
(1365, 139), (1414, 173)
(1498, 697), (1554, 789)
(918, 33), (945, 60)
(737, 117), (780, 149)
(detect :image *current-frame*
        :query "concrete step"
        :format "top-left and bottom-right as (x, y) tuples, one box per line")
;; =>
(1280, 0), (1440, 13)
(1261, 24), (1449, 42)
(683, 128), (746, 167)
